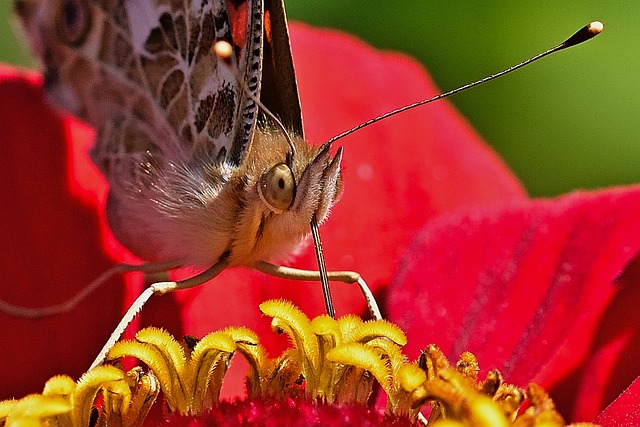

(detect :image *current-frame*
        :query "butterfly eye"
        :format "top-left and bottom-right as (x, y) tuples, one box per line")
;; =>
(56, 0), (91, 46)
(258, 163), (296, 213)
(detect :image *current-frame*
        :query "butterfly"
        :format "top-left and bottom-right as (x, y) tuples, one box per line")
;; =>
(13, 0), (381, 328)
(11, 0), (601, 338)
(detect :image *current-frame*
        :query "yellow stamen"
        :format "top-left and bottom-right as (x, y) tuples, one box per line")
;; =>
(260, 299), (320, 393)
(1, 300), (601, 427)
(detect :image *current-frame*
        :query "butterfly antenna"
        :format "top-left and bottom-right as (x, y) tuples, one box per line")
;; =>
(326, 21), (603, 145)
(214, 41), (297, 158)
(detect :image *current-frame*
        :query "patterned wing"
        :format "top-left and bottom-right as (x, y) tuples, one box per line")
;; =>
(16, 0), (307, 264)
(15, 0), (265, 192)
(260, 0), (303, 137)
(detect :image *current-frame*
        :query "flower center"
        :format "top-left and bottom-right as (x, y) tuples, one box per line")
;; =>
(0, 300), (598, 426)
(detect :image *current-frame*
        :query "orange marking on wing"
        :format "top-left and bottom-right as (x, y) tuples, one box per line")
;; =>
(264, 9), (273, 44)
(226, 0), (248, 51)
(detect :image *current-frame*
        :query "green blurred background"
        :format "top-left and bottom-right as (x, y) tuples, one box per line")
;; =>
(1, 2), (638, 197)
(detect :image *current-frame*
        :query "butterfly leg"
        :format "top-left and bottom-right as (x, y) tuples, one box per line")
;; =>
(91, 258), (379, 368)
(0, 261), (180, 318)
(89, 259), (230, 369)
(253, 261), (382, 320)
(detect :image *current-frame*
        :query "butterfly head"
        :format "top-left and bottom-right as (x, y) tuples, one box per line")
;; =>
(259, 141), (342, 217)
(224, 128), (343, 265)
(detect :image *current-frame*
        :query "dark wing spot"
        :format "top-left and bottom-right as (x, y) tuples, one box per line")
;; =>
(181, 125), (194, 144)
(160, 69), (184, 109)
(111, 0), (128, 30)
(174, 14), (187, 59)
(140, 54), (179, 96)
(193, 12), (215, 65)
(159, 12), (178, 50)
(144, 13), (177, 54)
(207, 85), (235, 139)
(213, 8), (229, 35)
(194, 94), (215, 133)
(43, 67), (59, 91)
(144, 27), (165, 53)
(125, 57), (144, 86)
(124, 125), (155, 154)
(187, 18), (199, 64)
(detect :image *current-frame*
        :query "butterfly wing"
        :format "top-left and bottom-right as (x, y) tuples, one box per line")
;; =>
(18, 0), (263, 181)
(260, 0), (303, 137)
(17, 0), (303, 263)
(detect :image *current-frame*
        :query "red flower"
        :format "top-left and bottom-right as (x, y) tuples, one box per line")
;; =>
(386, 186), (640, 423)
(159, 399), (415, 427)
(1, 22), (636, 425)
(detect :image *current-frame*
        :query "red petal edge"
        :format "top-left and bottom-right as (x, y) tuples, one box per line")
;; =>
(595, 375), (640, 427)
(387, 185), (640, 422)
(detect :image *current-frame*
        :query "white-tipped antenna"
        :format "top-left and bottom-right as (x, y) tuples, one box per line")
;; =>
(326, 21), (603, 145)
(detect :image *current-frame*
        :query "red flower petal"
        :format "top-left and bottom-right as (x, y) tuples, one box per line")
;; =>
(387, 185), (640, 421)
(594, 375), (640, 427)
(158, 398), (414, 427)
(0, 66), (126, 399)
